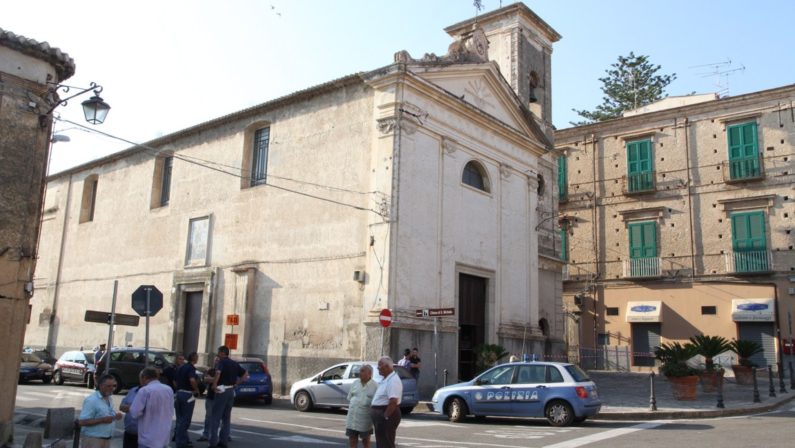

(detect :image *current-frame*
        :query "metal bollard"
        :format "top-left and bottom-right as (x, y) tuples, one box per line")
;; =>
(716, 373), (725, 408)
(443, 369), (448, 387)
(752, 367), (761, 403)
(778, 362), (787, 393)
(649, 371), (657, 411)
(72, 419), (81, 448)
(790, 362), (795, 390)
(768, 366), (776, 397)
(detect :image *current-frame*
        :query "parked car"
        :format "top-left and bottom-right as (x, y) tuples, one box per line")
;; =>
(290, 361), (418, 414)
(24, 348), (57, 366)
(430, 361), (601, 426)
(19, 353), (53, 384)
(53, 350), (96, 388)
(232, 357), (272, 405)
(94, 347), (177, 393)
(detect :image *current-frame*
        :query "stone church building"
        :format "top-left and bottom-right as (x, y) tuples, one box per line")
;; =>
(26, 3), (565, 396)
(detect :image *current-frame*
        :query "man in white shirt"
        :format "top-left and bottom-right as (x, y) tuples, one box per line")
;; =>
(369, 357), (402, 448)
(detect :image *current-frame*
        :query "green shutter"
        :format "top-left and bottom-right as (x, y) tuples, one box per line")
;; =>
(628, 221), (657, 259)
(560, 227), (568, 262)
(558, 156), (567, 201)
(727, 122), (760, 179)
(626, 139), (653, 192)
(730, 211), (768, 272)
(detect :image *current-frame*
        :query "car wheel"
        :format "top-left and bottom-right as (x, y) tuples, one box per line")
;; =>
(42, 376), (52, 384)
(53, 370), (64, 385)
(545, 400), (575, 427)
(448, 398), (468, 423)
(294, 391), (313, 412)
(400, 406), (413, 416)
(111, 374), (123, 394)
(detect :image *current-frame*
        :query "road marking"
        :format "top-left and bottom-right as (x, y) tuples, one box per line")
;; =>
(271, 435), (337, 444)
(474, 426), (574, 439)
(15, 396), (36, 402)
(240, 417), (345, 435)
(543, 421), (665, 448)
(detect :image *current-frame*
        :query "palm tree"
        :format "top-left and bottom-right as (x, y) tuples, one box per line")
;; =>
(689, 335), (731, 371)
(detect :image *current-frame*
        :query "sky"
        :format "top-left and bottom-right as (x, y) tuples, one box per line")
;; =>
(5, 0), (795, 174)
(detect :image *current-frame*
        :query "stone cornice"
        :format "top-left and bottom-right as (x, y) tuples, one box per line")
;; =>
(0, 27), (75, 81)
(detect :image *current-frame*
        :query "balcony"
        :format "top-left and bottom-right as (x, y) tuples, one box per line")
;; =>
(724, 250), (773, 274)
(622, 172), (656, 195)
(722, 158), (764, 183)
(623, 257), (662, 279)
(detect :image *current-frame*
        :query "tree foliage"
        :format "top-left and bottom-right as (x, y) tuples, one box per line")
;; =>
(572, 52), (677, 125)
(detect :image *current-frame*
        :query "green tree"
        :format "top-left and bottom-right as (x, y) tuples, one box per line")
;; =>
(572, 52), (677, 125)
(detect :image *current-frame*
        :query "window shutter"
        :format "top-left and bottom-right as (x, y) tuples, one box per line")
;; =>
(558, 156), (567, 200)
(560, 228), (568, 261)
(628, 221), (656, 259)
(727, 122), (760, 179)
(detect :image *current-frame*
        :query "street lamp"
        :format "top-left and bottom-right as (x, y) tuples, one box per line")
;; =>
(41, 81), (111, 126)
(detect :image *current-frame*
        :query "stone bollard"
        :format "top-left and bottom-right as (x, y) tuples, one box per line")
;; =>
(443, 369), (448, 387)
(778, 362), (787, 393)
(752, 367), (761, 403)
(649, 371), (657, 411)
(768, 366), (776, 397)
(716, 373), (725, 408)
(44, 408), (75, 440)
(790, 362), (795, 390)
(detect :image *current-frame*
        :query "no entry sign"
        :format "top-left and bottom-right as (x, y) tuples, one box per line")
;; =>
(379, 309), (392, 327)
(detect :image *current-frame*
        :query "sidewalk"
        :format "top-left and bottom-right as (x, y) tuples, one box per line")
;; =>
(10, 371), (795, 447)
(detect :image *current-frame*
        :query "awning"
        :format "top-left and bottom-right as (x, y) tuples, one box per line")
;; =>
(732, 298), (775, 322)
(626, 301), (662, 323)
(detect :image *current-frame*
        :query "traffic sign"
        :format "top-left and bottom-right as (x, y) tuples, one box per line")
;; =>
(379, 309), (393, 327)
(84, 310), (140, 326)
(415, 307), (455, 317)
(132, 285), (163, 317)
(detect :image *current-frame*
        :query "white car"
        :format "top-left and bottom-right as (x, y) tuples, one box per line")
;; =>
(289, 361), (418, 415)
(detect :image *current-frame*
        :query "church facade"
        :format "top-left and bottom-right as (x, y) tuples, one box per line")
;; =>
(26, 4), (564, 396)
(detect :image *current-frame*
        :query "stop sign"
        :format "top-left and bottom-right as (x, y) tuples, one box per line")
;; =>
(132, 285), (163, 317)
(379, 309), (392, 328)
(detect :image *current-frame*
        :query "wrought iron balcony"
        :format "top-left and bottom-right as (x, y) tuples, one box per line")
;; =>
(724, 250), (773, 274)
(623, 257), (662, 279)
(722, 157), (764, 183)
(622, 172), (656, 195)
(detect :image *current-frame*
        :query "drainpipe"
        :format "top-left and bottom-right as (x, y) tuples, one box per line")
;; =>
(46, 174), (73, 354)
(682, 117), (697, 277)
(590, 133), (599, 348)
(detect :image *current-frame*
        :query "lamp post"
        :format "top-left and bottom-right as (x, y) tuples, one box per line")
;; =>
(40, 82), (111, 126)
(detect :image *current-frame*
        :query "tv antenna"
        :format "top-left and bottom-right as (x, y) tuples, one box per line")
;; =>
(689, 58), (745, 97)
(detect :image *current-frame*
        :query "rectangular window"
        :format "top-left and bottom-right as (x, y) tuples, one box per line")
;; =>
(559, 227), (568, 262)
(701, 306), (717, 315)
(159, 156), (173, 206)
(597, 333), (610, 346)
(628, 221), (658, 277)
(250, 127), (270, 186)
(626, 139), (654, 192)
(79, 175), (99, 223)
(727, 122), (760, 180)
(730, 211), (768, 272)
(557, 156), (567, 201)
(606, 307), (619, 316)
(186, 216), (210, 267)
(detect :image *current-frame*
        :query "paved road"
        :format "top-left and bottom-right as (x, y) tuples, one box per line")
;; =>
(14, 383), (795, 447)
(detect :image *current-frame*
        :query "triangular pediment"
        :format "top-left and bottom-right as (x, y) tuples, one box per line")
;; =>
(410, 63), (547, 147)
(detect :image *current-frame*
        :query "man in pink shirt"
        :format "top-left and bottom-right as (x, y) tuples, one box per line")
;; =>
(130, 367), (175, 448)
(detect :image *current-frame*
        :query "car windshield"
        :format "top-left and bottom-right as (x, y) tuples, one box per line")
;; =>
(21, 353), (42, 363)
(240, 362), (265, 374)
(564, 364), (591, 382)
(477, 365), (515, 385)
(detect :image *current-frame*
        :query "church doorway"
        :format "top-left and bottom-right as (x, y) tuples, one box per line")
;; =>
(182, 291), (203, 355)
(458, 273), (487, 382)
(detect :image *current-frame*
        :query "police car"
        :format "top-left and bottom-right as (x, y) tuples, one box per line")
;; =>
(430, 361), (601, 426)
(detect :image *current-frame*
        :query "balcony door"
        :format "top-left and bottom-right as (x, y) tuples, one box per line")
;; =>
(731, 211), (768, 272)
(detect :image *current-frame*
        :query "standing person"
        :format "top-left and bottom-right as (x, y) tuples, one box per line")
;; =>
(162, 353), (185, 391)
(197, 357), (219, 442)
(78, 374), (123, 448)
(174, 352), (201, 448)
(119, 386), (140, 448)
(130, 368), (175, 448)
(346, 364), (378, 448)
(370, 357), (402, 448)
(208, 346), (247, 448)
(396, 349), (411, 368)
(409, 348), (422, 380)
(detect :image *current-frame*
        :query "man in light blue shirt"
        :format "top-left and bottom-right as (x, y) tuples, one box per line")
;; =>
(78, 374), (122, 448)
(130, 368), (175, 448)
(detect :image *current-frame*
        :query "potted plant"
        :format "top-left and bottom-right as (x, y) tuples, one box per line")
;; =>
(729, 339), (764, 385)
(655, 341), (700, 400)
(473, 343), (509, 374)
(689, 334), (731, 392)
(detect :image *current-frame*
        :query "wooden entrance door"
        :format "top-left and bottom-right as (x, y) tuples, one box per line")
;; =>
(458, 273), (487, 381)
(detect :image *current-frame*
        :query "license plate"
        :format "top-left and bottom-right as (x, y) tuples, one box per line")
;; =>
(239, 387), (256, 392)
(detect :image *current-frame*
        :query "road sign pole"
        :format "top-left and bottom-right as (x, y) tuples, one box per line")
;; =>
(433, 317), (438, 390)
(145, 287), (151, 368)
(105, 280), (118, 375)
(380, 327), (385, 357)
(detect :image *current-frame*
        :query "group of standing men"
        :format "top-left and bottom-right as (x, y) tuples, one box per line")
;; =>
(78, 346), (247, 448)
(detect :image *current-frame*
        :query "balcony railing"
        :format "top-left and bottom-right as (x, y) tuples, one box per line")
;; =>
(622, 171), (656, 195)
(723, 157), (764, 183)
(623, 257), (662, 278)
(724, 250), (772, 274)
(562, 265), (570, 281)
